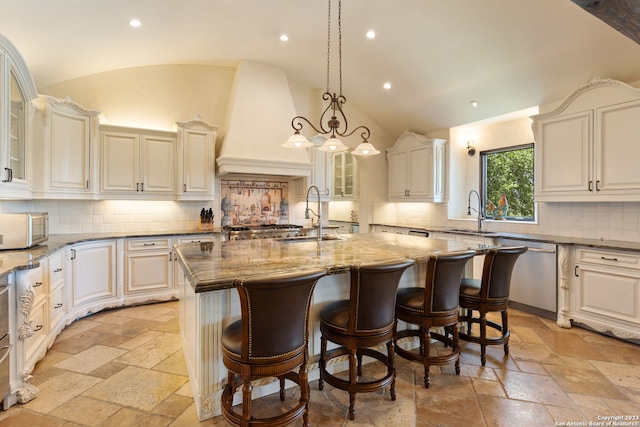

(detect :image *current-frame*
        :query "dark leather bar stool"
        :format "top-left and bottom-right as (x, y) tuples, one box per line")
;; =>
(318, 259), (415, 421)
(221, 269), (326, 427)
(458, 246), (528, 366)
(394, 251), (476, 388)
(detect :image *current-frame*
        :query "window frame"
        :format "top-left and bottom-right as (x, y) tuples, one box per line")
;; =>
(479, 143), (535, 223)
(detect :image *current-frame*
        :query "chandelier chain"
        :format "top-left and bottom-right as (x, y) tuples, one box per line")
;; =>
(326, 0), (331, 93)
(338, 0), (342, 96)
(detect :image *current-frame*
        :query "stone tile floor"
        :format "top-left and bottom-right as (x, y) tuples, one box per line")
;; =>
(1, 301), (639, 426)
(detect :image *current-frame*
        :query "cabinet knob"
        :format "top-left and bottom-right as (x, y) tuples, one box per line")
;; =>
(34, 325), (43, 332)
(54, 268), (63, 273)
(55, 303), (63, 309)
(33, 282), (43, 288)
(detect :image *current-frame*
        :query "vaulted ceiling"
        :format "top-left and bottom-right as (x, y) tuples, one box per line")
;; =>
(2, 0), (640, 137)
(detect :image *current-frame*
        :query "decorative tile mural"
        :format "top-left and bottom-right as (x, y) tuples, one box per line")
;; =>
(220, 179), (290, 226)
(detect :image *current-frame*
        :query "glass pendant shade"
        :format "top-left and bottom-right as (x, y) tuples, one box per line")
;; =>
(351, 141), (380, 156)
(318, 137), (349, 152)
(282, 132), (314, 148)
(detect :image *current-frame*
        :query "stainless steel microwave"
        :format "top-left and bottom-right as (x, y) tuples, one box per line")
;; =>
(0, 212), (49, 250)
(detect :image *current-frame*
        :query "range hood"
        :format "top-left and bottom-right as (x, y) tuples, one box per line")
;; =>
(216, 61), (312, 177)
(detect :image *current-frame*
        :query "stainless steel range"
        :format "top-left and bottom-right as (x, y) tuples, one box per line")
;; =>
(223, 224), (303, 240)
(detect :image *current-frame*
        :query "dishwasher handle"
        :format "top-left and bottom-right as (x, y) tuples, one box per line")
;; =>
(526, 247), (556, 254)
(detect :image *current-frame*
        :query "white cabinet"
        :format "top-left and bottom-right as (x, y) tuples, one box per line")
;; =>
(175, 117), (218, 200)
(124, 237), (173, 297)
(69, 240), (117, 308)
(387, 131), (446, 202)
(560, 247), (640, 340)
(31, 95), (101, 198)
(295, 135), (332, 202)
(47, 250), (66, 330)
(100, 125), (176, 198)
(332, 152), (357, 199)
(533, 78), (640, 202)
(0, 34), (37, 199)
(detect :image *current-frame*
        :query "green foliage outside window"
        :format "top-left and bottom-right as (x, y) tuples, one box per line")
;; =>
(482, 144), (534, 221)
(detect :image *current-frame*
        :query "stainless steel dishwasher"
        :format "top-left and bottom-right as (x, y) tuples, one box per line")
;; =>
(501, 238), (557, 319)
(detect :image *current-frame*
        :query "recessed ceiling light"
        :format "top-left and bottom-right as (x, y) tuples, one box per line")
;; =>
(280, 34), (289, 42)
(366, 30), (376, 39)
(129, 19), (141, 28)
(470, 100), (479, 107)
(383, 82), (391, 90)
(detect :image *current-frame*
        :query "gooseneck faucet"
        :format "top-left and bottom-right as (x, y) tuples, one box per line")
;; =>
(305, 185), (322, 242)
(467, 189), (483, 231)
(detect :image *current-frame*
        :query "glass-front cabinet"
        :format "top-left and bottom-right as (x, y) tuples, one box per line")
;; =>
(1, 34), (37, 198)
(332, 152), (357, 199)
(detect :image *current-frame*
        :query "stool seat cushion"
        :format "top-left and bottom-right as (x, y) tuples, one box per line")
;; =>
(221, 320), (242, 356)
(320, 300), (350, 332)
(460, 278), (481, 298)
(396, 287), (424, 312)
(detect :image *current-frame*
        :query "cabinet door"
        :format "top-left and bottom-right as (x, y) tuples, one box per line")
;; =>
(407, 145), (430, 198)
(141, 133), (175, 193)
(181, 129), (211, 196)
(535, 110), (593, 198)
(50, 109), (90, 191)
(101, 131), (139, 192)
(71, 241), (116, 306)
(388, 150), (409, 200)
(124, 251), (172, 294)
(596, 100), (640, 195)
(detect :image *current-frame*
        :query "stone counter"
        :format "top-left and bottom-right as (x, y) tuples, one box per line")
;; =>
(174, 232), (491, 293)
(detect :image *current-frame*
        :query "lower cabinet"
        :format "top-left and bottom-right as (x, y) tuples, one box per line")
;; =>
(69, 240), (117, 308)
(560, 247), (640, 340)
(124, 237), (173, 296)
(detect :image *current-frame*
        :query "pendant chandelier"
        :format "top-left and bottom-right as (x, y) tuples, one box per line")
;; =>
(282, 0), (380, 156)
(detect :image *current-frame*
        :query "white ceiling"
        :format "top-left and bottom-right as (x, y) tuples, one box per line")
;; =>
(3, 0), (640, 137)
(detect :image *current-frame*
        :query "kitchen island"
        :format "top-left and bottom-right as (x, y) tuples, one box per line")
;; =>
(174, 233), (494, 420)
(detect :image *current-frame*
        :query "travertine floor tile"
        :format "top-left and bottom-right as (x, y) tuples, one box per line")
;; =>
(23, 372), (102, 413)
(545, 364), (627, 399)
(496, 370), (575, 407)
(115, 333), (182, 369)
(54, 345), (127, 374)
(49, 396), (120, 426)
(477, 394), (555, 427)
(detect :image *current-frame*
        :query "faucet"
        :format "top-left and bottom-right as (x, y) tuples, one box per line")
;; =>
(467, 189), (484, 231)
(305, 185), (322, 242)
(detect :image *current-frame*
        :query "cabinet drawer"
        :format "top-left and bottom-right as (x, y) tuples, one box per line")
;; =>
(126, 237), (172, 251)
(23, 265), (46, 304)
(50, 283), (66, 327)
(48, 250), (65, 286)
(577, 249), (640, 270)
(175, 235), (215, 244)
(25, 300), (48, 361)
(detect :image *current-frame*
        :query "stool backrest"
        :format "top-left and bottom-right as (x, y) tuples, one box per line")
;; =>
(425, 251), (476, 313)
(233, 269), (326, 360)
(349, 259), (415, 333)
(481, 246), (528, 300)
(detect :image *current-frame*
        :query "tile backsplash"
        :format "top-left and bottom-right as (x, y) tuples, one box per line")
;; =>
(0, 200), (211, 234)
(220, 179), (291, 226)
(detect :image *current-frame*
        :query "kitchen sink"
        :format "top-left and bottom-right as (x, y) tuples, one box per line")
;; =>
(274, 235), (345, 242)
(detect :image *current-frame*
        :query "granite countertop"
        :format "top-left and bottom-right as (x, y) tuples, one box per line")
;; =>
(173, 233), (492, 293)
(0, 229), (225, 278)
(369, 223), (640, 252)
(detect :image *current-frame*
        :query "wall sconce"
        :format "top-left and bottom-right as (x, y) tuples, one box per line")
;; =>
(466, 141), (476, 156)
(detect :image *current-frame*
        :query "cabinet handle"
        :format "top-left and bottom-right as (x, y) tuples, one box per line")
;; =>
(183, 183), (187, 192)
(596, 180), (600, 191)
(55, 303), (63, 309)
(86, 180), (89, 189)
(588, 181), (593, 191)
(33, 282), (43, 288)
(136, 183), (140, 192)
(141, 183), (144, 192)
(169, 252), (173, 261)
(34, 325), (43, 332)
(71, 248), (76, 260)
(575, 266), (579, 277)
(600, 256), (618, 261)
(143, 242), (156, 246)
(2, 167), (12, 183)
(326, 188), (330, 196)
(54, 268), (62, 273)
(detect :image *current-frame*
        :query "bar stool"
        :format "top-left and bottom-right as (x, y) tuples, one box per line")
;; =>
(318, 259), (415, 421)
(221, 268), (326, 427)
(458, 246), (528, 366)
(394, 251), (476, 388)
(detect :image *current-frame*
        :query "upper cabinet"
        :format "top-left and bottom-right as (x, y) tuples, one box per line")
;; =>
(387, 131), (446, 203)
(533, 77), (640, 202)
(295, 135), (332, 202)
(0, 34), (37, 199)
(332, 151), (357, 200)
(100, 124), (176, 199)
(175, 117), (218, 201)
(32, 95), (101, 199)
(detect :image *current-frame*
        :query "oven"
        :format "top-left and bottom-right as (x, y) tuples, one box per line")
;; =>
(223, 224), (303, 240)
(0, 285), (11, 407)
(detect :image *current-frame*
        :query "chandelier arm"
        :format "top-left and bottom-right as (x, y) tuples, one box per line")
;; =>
(335, 125), (371, 141)
(291, 116), (325, 135)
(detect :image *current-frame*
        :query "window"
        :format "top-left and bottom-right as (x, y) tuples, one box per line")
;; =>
(481, 144), (534, 222)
